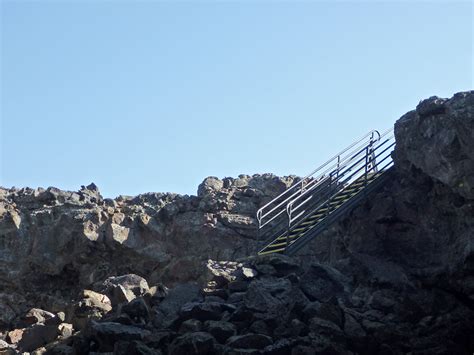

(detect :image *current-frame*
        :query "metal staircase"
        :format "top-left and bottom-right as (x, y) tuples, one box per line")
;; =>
(256, 129), (395, 256)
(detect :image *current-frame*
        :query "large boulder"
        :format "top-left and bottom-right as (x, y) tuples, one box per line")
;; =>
(100, 274), (149, 299)
(394, 91), (474, 199)
(17, 324), (59, 352)
(71, 290), (112, 330)
(153, 283), (202, 329)
(83, 321), (151, 352)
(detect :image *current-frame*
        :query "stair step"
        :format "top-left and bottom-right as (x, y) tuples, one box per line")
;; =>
(294, 224), (312, 232)
(260, 243), (286, 251)
(301, 217), (322, 226)
(330, 198), (345, 206)
(276, 234), (300, 241)
(258, 247), (285, 255)
(333, 189), (358, 201)
(308, 213), (324, 220)
(257, 167), (390, 257)
(266, 240), (295, 249)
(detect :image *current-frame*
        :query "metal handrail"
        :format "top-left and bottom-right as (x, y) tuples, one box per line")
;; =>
(289, 144), (395, 233)
(285, 129), (394, 227)
(255, 127), (396, 253)
(256, 130), (381, 229)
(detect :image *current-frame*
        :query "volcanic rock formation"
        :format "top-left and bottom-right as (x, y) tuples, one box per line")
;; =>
(0, 91), (473, 354)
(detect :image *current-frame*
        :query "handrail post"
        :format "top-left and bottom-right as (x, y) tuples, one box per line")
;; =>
(286, 216), (291, 249)
(364, 146), (368, 190)
(368, 132), (377, 173)
(256, 227), (260, 254)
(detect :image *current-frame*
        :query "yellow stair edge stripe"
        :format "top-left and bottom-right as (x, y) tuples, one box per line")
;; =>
(333, 190), (359, 200)
(292, 226), (308, 233)
(276, 232), (301, 241)
(258, 247), (285, 255)
(308, 213), (324, 220)
(258, 172), (385, 256)
(267, 241), (295, 248)
(301, 218), (321, 226)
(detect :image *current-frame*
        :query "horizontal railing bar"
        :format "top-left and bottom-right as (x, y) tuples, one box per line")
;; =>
(256, 130), (381, 223)
(257, 127), (395, 255)
(286, 136), (395, 227)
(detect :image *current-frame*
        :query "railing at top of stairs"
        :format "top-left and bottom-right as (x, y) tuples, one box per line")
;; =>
(256, 128), (395, 251)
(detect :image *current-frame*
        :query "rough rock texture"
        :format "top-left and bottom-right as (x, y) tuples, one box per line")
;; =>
(395, 92), (474, 199)
(294, 91), (474, 353)
(0, 175), (297, 330)
(0, 91), (473, 354)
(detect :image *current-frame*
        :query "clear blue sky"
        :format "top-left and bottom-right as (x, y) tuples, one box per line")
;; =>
(1, 1), (472, 197)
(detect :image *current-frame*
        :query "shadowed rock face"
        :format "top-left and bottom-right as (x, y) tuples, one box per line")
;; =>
(0, 91), (473, 354)
(394, 92), (474, 200)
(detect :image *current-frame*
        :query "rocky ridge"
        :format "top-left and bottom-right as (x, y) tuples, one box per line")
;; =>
(0, 91), (473, 354)
(0, 173), (298, 330)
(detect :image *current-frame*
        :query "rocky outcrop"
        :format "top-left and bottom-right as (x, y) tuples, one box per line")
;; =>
(394, 92), (474, 199)
(292, 91), (474, 353)
(0, 91), (473, 354)
(0, 174), (298, 330)
(3, 253), (470, 354)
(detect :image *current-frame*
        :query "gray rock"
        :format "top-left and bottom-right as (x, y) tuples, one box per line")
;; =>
(168, 332), (216, 355)
(302, 301), (343, 327)
(179, 302), (224, 322)
(145, 284), (169, 304)
(58, 323), (73, 338)
(0, 340), (10, 349)
(17, 324), (58, 352)
(198, 177), (224, 197)
(308, 317), (345, 343)
(153, 283), (202, 328)
(299, 263), (349, 302)
(253, 254), (299, 277)
(244, 277), (292, 313)
(120, 297), (150, 323)
(101, 274), (149, 298)
(21, 308), (55, 325)
(204, 295), (226, 303)
(113, 340), (160, 355)
(110, 284), (136, 305)
(228, 281), (249, 293)
(72, 290), (112, 330)
(273, 318), (306, 338)
(85, 321), (151, 352)
(241, 267), (258, 279)
(262, 338), (293, 354)
(204, 320), (237, 343)
(394, 91), (474, 199)
(179, 319), (202, 333)
(226, 333), (273, 350)
(43, 344), (74, 355)
(249, 320), (271, 337)
(227, 292), (246, 304)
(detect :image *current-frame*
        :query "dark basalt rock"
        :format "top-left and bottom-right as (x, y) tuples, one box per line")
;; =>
(225, 333), (273, 350)
(84, 321), (151, 352)
(203, 320), (237, 343)
(168, 331), (216, 355)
